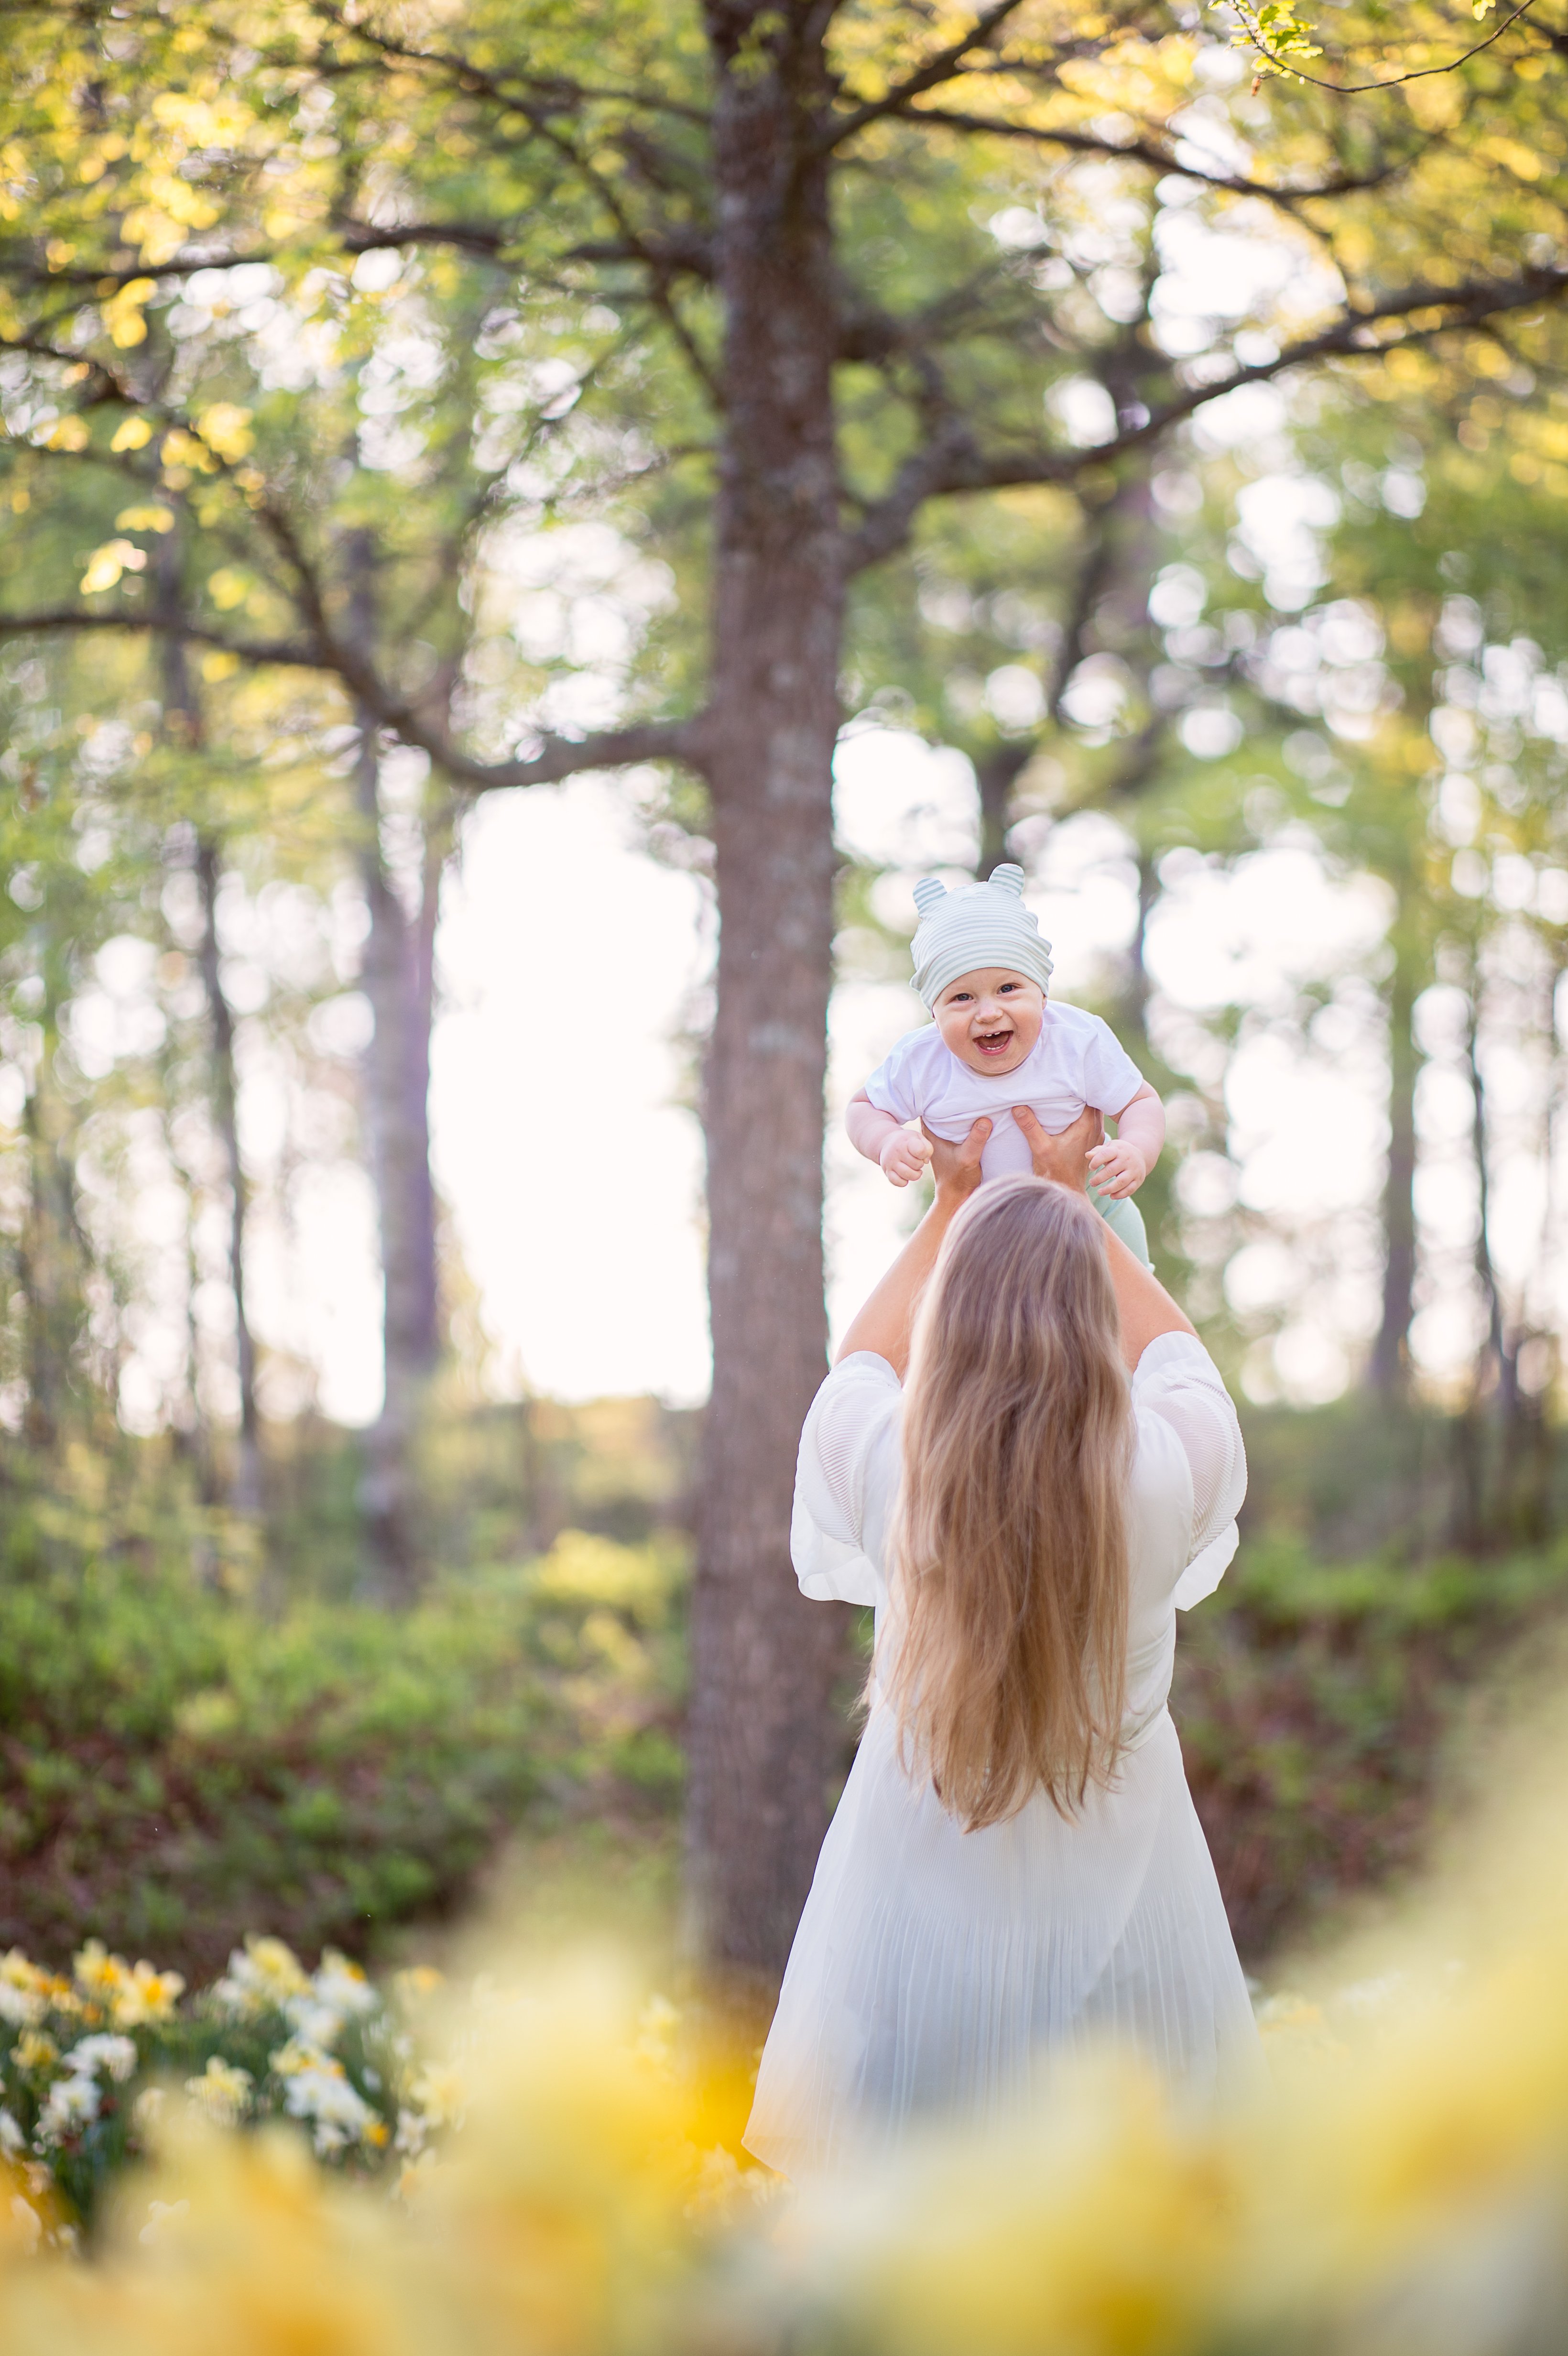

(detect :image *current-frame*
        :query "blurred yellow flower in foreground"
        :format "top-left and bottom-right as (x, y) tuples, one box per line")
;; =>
(183, 2059), (252, 2130)
(2, 1723), (1568, 2353)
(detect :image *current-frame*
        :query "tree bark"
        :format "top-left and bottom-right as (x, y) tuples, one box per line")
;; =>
(686, 2), (851, 1995)
(1500, 958), (1568, 1543)
(975, 743), (1032, 878)
(19, 1069), (73, 1451)
(1462, 976), (1550, 1541)
(1123, 848), (1159, 1059)
(336, 526), (444, 1596)
(1370, 942), (1418, 1394)
(352, 708), (443, 1598)
(155, 535), (262, 1510)
(194, 838), (263, 1516)
(1465, 986), (1506, 1397)
(163, 1100), (213, 1492)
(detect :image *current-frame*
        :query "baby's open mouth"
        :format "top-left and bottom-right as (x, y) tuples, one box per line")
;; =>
(973, 1027), (1014, 1057)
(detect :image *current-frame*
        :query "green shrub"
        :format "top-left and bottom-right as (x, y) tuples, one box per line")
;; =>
(0, 1479), (687, 1977)
(1174, 1529), (1568, 1957)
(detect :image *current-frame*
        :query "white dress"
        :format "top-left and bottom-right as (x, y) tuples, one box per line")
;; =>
(744, 1334), (1259, 2178)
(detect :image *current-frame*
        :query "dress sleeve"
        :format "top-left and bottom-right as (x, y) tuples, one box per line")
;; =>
(1130, 1332), (1247, 1609)
(1079, 1015), (1147, 1121)
(790, 1352), (903, 1606)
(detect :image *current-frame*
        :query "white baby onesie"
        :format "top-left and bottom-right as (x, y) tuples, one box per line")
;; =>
(862, 1002), (1145, 1185)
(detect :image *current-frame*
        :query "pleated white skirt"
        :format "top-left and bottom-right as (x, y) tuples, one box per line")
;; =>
(744, 1703), (1260, 2177)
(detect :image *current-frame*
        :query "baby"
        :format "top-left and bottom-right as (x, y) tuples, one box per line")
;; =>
(846, 863), (1164, 1265)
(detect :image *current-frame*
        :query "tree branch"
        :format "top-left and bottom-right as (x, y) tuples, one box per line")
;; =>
(338, 218), (510, 261)
(0, 222), (511, 290)
(566, 228), (715, 283)
(836, 256), (1036, 364)
(404, 715), (710, 793)
(0, 606), (708, 786)
(305, 1), (712, 125)
(1228, 0), (1541, 93)
(1047, 491), (1122, 727)
(821, 0), (1033, 151)
(0, 330), (140, 403)
(0, 609), (320, 668)
(869, 103), (1420, 210)
(324, 31), (725, 404)
(845, 259), (1568, 573)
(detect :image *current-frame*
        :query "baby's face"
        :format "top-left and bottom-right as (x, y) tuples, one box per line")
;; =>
(933, 969), (1044, 1076)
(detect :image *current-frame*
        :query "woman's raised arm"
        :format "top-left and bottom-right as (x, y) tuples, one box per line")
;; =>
(1013, 1105), (1195, 1371)
(835, 1119), (990, 1376)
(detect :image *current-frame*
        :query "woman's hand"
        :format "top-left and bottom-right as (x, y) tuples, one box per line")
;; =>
(924, 1117), (990, 1206)
(1013, 1102), (1103, 1190)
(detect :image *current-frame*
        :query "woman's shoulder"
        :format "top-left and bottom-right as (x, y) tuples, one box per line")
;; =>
(1131, 1331), (1232, 1398)
(1125, 1337), (1231, 1506)
(803, 1352), (903, 1463)
(824, 1348), (903, 1391)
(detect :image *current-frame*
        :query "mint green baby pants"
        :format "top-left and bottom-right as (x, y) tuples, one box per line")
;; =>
(1087, 1178), (1151, 1266)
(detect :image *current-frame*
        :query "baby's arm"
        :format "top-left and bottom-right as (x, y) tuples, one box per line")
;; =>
(847, 1091), (934, 1189)
(1087, 1082), (1165, 1200)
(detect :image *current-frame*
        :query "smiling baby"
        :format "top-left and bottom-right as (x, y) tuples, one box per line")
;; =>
(845, 863), (1164, 1265)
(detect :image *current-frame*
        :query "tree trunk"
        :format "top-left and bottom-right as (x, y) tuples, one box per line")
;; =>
(1501, 959), (1568, 1544)
(1462, 979), (1550, 1542)
(194, 839), (263, 1516)
(686, 4), (850, 1996)
(163, 1102), (213, 1492)
(1370, 943), (1418, 1394)
(19, 1069), (73, 1451)
(975, 744), (1031, 878)
(1465, 987), (1506, 1399)
(352, 708), (442, 1598)
(1449, 978), (1513, 1552)
(337, 527), (444, 1596)
(1123, 849), (1159, 1059)
(155, 536), (262, 1510)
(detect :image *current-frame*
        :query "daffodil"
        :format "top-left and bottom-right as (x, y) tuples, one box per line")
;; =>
(185, 2058), (254, 2129)
(111, 1961), (185, 2028)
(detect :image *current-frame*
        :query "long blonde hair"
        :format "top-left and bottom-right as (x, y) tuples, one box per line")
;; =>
(883, 1178), (1133, 1830)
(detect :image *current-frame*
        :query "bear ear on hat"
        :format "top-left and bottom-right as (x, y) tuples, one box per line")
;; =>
(988, 862), (1026, 896)
(912, 877), (948, 916)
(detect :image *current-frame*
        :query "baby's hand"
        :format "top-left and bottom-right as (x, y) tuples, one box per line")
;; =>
(1086, 1137), (1147, 1200)
(880, 1127), (934, 1189)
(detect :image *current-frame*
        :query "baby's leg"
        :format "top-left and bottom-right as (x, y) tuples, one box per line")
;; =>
(1086, 1177), (1151, 1267)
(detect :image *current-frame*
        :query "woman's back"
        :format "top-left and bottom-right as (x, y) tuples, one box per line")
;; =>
(749, 1324), (1256, 2175)
(746, 1158), (1260, 2178)
(793, 1329), (1244, 1734)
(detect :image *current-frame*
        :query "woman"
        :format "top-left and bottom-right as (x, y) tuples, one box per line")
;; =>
(744, 1107), (1259, 2178)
